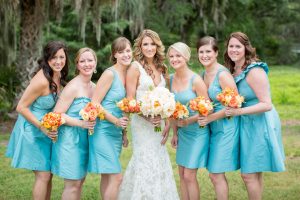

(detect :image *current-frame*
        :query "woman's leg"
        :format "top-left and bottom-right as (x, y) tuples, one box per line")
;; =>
(241, 172), (263, 200)
(62, 178), (85, 200)
(179, 166), (189, 200)
(103, 173), (123, 200)
(182, 168), (200, 200)
(100, 174), (109, 199)
(209, 173), (228, 200)
(33, 171), (52, 200)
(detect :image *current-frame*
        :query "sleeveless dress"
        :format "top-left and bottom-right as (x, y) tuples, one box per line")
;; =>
(51, 97), (90, 180)
(118, 61), (179, 200)
(170, 74), (210, 169)
(6, 94), (55, 171)
(235, 62), (285, 173)
(88, 67), (125, 174)
(205, 66), (240, 173)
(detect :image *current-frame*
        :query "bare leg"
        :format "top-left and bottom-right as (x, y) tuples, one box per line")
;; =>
(241, 172), (263, 200)
(62, 178), (85, 200)
(33, 171), (52, 200)
(46, 174), (53, 200)
(209, 173), (228, 200)
(103, 173), (123, 200)
(183, 168), (200, 200)
(101, 174), (109, 199)
(179, 166), (189, 200)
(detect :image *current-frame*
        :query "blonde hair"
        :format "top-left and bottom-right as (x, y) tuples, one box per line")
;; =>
(74, 47), (97, 74)
(133, 29), (168, 86)
(110, 37), (132, 64)
(167, 42), (191, 62)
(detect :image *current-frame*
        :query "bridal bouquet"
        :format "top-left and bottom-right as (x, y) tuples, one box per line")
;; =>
(79, 102), (105, 135)
(216, 88), (244, 118)
(40, 112), (65, 142)
(171, 102), (189, 120)
(189, 96), (213, 128)
(140, 87), (176, 132)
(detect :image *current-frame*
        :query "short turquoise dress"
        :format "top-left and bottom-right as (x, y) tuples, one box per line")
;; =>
(88, 67), (125, 174)
(6, 94), (55, 171)
(170, 74), (210, 169)
(205, 66), (240, 173)
(51, 97), (90, 180)
(235, 62), (285, 173)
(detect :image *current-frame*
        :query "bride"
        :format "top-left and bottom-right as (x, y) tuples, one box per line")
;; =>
(118, 29), (179, 200)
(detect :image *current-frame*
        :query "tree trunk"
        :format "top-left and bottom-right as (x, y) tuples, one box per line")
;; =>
(16, 0), (45, 101)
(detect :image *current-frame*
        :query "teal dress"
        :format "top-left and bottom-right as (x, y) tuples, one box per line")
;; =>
(51, 97), (90, 180)
(205, 66), (240, 173)
(235, 62), (285, 173)
(170, 74), (210, 169)
(6, 94), (55, 171)
(88, 67), (125, 174)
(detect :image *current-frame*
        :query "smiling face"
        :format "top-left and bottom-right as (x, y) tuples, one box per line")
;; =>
(141, 36), (157, 59)
(47, 48), (66, 72)
(115, 43), (132, 67)
(198, 44), (218, 68)
(77, 51), (96, 76)
(168, 48), (187, 70)
(227, 37), (246, 65)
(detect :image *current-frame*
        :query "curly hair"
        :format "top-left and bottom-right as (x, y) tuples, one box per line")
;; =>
(36, 41), (69, 99)
(224, 32), (259, 74)
(133, 29), (169, 86)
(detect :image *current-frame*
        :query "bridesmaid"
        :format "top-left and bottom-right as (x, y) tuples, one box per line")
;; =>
(168, 42), (210, 200)
(197, 36), (239, 200)
(224, 32), (285, 200)
(6, 41), (69, 200)
(51, 48), (97, 200)
(88, 37), (131, 200)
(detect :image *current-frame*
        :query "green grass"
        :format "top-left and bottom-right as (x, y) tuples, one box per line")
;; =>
(0, 66), (300, 199)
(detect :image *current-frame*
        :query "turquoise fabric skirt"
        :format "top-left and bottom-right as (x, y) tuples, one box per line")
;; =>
(88, 120), (123, 174)
(176, 123), (210, 169)
(207, 117), (240, 173)
(51, 125), (89, 180)
(240, 108), (285, 173)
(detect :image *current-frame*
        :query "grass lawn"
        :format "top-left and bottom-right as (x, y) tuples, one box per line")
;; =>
(0, 66), (300, 200)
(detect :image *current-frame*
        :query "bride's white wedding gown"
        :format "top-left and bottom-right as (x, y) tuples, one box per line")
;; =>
(118, 61), (179, 200)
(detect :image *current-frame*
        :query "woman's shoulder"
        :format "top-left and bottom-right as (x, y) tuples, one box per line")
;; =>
(235, 62), (268, 83)
(30, 70), (49, 88)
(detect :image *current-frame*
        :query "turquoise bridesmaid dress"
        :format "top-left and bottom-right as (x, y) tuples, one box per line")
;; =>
(235, 62), (285, 173)
(51, 97), (90, 180)
(6, 94), (55, 171)
(88, 67), (125, 174)
(205, 66), (240, 173)
(170, 74), (210, 169)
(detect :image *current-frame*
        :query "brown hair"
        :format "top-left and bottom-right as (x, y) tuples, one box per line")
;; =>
(133, 29), (169, 87)
(224, 32), (259, 74)
(197, 36), (219, 53)
(74, 47), (97, 74)
(110, 37), (132, 64)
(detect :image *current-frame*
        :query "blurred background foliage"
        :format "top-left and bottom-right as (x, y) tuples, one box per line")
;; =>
(0, 0), (299, 116)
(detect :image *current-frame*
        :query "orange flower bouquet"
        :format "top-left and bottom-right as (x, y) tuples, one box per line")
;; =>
(216, 87), (244, 119)
(40, 112), (65, 142)
(171, 102), (189, 120)
(79, 102), (105, 135)
(116, 98), (140, 115)
(189, 96), (213, 128)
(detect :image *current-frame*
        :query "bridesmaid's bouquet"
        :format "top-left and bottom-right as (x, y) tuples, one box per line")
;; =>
(171, 102), (189, 120)
(216, 88), (244, 119)
(189, 96), (213, 128)
(117, 98), (140, 115)
(140, 87), (176, 132)
(79, 102), (105, 135)
(40, 112), (65, 142)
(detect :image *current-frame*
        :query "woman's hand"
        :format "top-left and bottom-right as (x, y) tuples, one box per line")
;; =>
(177, 118), (189, 127)
(198, 116), (210, 127)
(161, 121), (170, 145)
(40, 126), (58, 140)
(225, 107), (241, 117)
(171, 134), (178, 149)
(145, 115), (162, 127)
(115, 116), (129, 129)
(79, 120), (96, 129)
